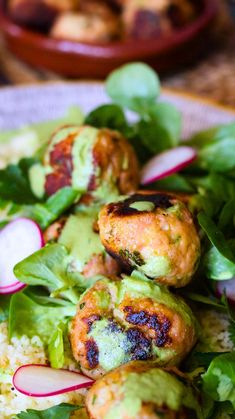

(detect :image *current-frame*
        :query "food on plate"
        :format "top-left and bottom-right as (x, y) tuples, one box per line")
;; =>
(50, 2), (121, 42)
(70, 275), (197, 379)
(86, 361), (201, 419)
(35, 125), (139, 199)
(6, 0), (201, 43)
(121, 0), (199, 39)
(1, 63), (235, 418)
(99, 191), (200, 287)
(8, 0), (78, 29)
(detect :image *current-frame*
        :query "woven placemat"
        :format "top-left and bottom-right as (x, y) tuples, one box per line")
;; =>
(1, 2), (235, 106)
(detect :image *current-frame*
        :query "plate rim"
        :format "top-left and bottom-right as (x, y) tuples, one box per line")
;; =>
(0, 81), (234, 116)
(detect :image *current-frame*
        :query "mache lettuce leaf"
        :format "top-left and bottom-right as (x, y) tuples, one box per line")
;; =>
(48, 323), (65, 369)
(105, 62), (160, 113)
(198, 212), (235, 264)
(13, 243), (98, 304)
(85, 103), (129, 133)
(204, 240), (235, 280)
(0, 295), (11, 322)
(202, 352), (235, 408)
(137, 102), (182, 154)
(0, 158), (39, 204)
(8, 292), (75, 342)
(14, 403), (82, 419)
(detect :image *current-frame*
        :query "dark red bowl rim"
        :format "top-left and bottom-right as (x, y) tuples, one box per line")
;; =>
(0, 0), (218, 59)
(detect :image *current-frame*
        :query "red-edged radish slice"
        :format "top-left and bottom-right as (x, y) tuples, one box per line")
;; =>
(141, 146), (197, 185)
(0, 282), (26, 295)
(13, 364), (94, 397)
(216, 279), (235, 305)
(0, 218), (44, 294)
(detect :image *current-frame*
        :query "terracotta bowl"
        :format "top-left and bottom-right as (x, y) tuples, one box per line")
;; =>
(0, 0), (218, 78)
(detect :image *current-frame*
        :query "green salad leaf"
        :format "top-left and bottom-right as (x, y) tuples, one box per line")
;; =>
(14, 243), (94, 304)
(29, 187), (79, 230)
(150, 174), (194, 193)
(106, 62), (160, 113)
(85, 104), (129, 132)
(184, 351), (227, 372)
(204, 240), (235, 280)
(14, 403), (82, 419)
(202, 352), (235, 408)
(0, 158), (38, 204)
(189, 121), (235, 173)
(137, 102), (182, 154)
(198, 138), (235, 172)
(48, 323), (65, 369)
(218, 199), (235, 230)
(0, 295), (11, 322)
(9, 292), (75, 342)
(198, 212), (235, 263)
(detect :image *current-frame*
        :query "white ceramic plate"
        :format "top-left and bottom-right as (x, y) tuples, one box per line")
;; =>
(0, 82), (234, 137)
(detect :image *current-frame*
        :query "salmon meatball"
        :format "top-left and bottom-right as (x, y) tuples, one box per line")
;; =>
(86, 361), (201, 419)
(42, 125), (139, 199)
(9, 0), (78, 29)
(70, 275), (197, 379)
(51, 2), (120, 42)
(121, 0), (198, 39)
(98, 191), (200, 287)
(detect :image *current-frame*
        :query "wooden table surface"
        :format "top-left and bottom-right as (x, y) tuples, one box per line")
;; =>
(1, 1), (235, 107)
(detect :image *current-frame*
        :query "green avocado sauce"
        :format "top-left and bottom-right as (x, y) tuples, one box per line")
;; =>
(104, 369), (200, 419)
(58, 207), (104, 272)
(29, 163), (46, 199)
(72, 126), (99, 191)
(89, 319), (131, 371)
(129, 201), (155, 212)
(140, 255), (171, 278)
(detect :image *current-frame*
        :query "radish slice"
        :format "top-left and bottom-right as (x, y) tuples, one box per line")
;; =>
(0, 282), (26, 295)
(13, 364), (94, 397)
(141, 146), (197, 185)
(0, 218), (44, 294)
(216, 279), (235, 305)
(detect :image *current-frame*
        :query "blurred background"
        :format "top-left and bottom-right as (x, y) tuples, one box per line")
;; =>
(0, 0), (235, 106)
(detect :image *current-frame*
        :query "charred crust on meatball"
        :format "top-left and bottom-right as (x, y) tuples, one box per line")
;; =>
(45, 134), (74, 196)
(85, 339), (99, 369)
(8, 0), (58, 30)
(83, 315), (102, 333)
(107, 193), (173, 217)
(124, 307), (172, 348)
(126, 328), (152, 361)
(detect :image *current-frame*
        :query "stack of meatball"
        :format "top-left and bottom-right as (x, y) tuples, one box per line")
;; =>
(8, 0), (201, 42)
(36, 125), (202, 418)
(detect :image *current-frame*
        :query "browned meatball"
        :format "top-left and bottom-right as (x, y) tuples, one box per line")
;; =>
(98, 191), (201, 287)
(50, 2), (121, 43)
(43, 125), (139, 200)
(86, 361), (201, 419)
(121, 0), (198, 39)
(8, 0), (78, 29)
(70, 275), (198, 379)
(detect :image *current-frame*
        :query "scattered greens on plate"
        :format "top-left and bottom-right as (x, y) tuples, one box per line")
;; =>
(0, 62), (235, 419)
